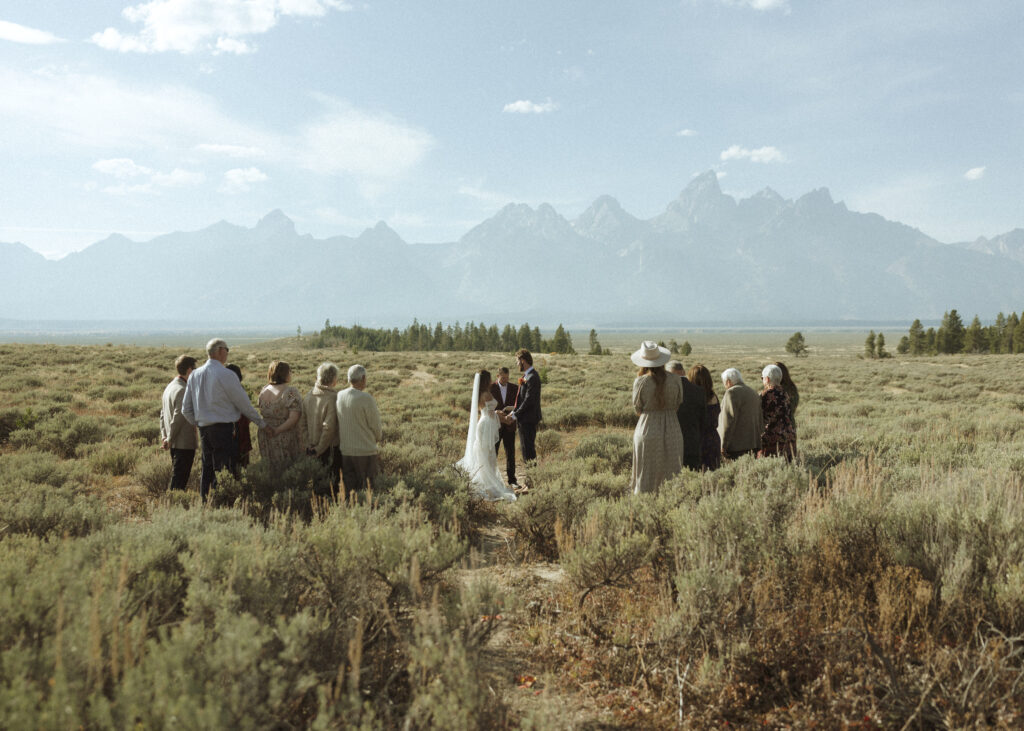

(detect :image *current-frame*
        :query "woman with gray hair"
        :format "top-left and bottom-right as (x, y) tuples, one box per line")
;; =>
(303, 362), (342, 497)
(758, 364), (796, 461)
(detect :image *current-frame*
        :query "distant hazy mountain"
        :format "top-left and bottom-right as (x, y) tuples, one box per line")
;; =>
(3, 171), (1023, 327)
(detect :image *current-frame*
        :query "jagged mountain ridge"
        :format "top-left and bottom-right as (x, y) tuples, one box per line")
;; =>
(2, 171), (1022, 326)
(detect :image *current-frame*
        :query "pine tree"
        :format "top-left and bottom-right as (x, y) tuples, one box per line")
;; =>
(876, 332), (889, 358)
(865, 330), (877, 359)
(1014, 315), (1024, 354)
(1006, 312), (1020, 353)
(938, 310), (966, 353)
(668, 339), (680, 354)
(964, 315), (988, 353)
(551, 324), (575, 354)
(785, 332), (807, 357)
(588, 329), (604, 355)
(681, 341), (692, 356)
(925, 327), (937, 354)
(908, 319), (926, 355)
(897, 336), (910, 354)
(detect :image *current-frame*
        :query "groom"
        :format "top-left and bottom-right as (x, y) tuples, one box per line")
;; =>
(509, 348), (541, 463)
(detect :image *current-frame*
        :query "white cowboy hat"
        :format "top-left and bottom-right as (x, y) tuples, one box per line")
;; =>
(630, 340), (672, 368)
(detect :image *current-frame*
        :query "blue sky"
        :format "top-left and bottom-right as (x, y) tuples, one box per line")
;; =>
(1, 0), (1021, 258)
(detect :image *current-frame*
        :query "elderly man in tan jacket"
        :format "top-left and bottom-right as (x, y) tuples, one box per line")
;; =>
(718, 368), (763, 460)
(304, 361), (342, 497)
(336, 364), (382, 495)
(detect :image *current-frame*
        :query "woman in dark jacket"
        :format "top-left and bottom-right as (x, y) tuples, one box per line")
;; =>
(687, 364), (721, 471)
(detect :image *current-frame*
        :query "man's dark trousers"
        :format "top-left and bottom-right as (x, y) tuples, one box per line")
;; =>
(199, 423), (237, 501)
(518, 422), (537, 462)
(496, 429), (517, 484)
(168, 448), (195, 491)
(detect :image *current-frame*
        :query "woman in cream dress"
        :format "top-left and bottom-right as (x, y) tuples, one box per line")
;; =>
(629, 341), (684, 494)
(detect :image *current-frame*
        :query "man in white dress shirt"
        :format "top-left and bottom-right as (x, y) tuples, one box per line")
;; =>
(182, 338), (268, 500)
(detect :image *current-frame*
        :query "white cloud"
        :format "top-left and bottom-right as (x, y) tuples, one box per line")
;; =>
(503, 99), (558, 114)
(719, 0), (790, 11)
(0, 19), (63, 44)
(676, 128), (698, 137)
(720, 144), (786, 163)
(1, 68), (431, 199)
(0, 68), (263, 150)
(220, 166), (268, 193)
(91, 0), (352, 54)
(214, 37), (253, 55)
(152, 168), (206, 186)
(964, 166), (985, 181)
(195, 143), (265, 157)
(93, 157), (204, 191)
(297, 105), (434, 179)
(93, 158), (153, 178)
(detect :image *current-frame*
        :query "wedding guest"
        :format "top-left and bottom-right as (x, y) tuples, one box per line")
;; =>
(667, 359), (706, 471)
(257, 361), (305, 469)
(630, 342), (684, 494)
(775, 361), (799, 429)
(687, 364), (722, 471)
(489, 366), (519, 486)
(509, 349), (542, 463)
(160, 354), (198, 491)
(182, 338), (268, 500)
(304, 362), (342, 496)
(336, 364), (382, 494)
(225, 363), (252, 468)
(758, 364), (797, 461)
(718, 368), (762, 460)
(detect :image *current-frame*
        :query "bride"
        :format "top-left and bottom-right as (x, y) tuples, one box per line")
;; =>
(456, 370), (517, 502)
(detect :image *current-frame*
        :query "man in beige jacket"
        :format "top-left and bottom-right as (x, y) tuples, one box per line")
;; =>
(718, 368), (763, 460)
(160, 354), (198, 490)
(304, 361), (341, 497)
(336, 364), (382, 495)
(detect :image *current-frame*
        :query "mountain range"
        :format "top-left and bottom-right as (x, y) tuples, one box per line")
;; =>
(3, 170), (1022, 328)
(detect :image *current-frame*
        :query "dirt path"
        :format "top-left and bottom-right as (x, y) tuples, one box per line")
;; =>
(458, 524), (620, 729)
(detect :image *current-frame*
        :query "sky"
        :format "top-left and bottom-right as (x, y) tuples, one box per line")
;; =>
(1, 0), (1021, 259)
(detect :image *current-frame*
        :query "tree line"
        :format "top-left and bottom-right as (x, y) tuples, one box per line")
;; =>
(306, 319), (586, 354)
(895, 310), (1024, 355)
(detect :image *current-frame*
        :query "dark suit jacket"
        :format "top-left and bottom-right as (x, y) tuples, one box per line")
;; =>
(490, 380), (519, 438)
(512, 368), (542, 425)
(676, 376), (706, 461)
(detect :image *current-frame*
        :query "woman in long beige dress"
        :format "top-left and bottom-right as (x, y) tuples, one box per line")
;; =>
(257, 361), (305, 467)
(629, 341), (684, 495)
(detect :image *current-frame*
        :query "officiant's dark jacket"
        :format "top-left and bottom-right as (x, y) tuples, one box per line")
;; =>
(676, 375), (706, 469)
(490, 381), (518, 437)
(512, 369), (542, 425)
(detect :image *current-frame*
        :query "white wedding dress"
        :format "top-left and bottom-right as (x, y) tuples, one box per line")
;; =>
(456, 374), (517, 502)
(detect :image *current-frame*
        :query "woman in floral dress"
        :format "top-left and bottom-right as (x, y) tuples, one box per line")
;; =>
(257, 361), (305, 468)
(758, 364), (796, 461)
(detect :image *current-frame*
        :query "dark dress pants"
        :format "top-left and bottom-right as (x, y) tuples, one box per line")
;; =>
(518, 421), (537, 462)
(168, 448), (195, 491)
(199, 423), (237, 501)
(496, 428), (517, 484)
(341, 454), (380, 497)
(318, 446), (343, 498)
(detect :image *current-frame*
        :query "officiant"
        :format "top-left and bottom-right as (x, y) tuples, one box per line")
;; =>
(489, 366), (519, 486)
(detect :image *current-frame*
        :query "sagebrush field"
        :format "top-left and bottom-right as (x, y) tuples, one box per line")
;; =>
(1, 339), (1023, 729)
